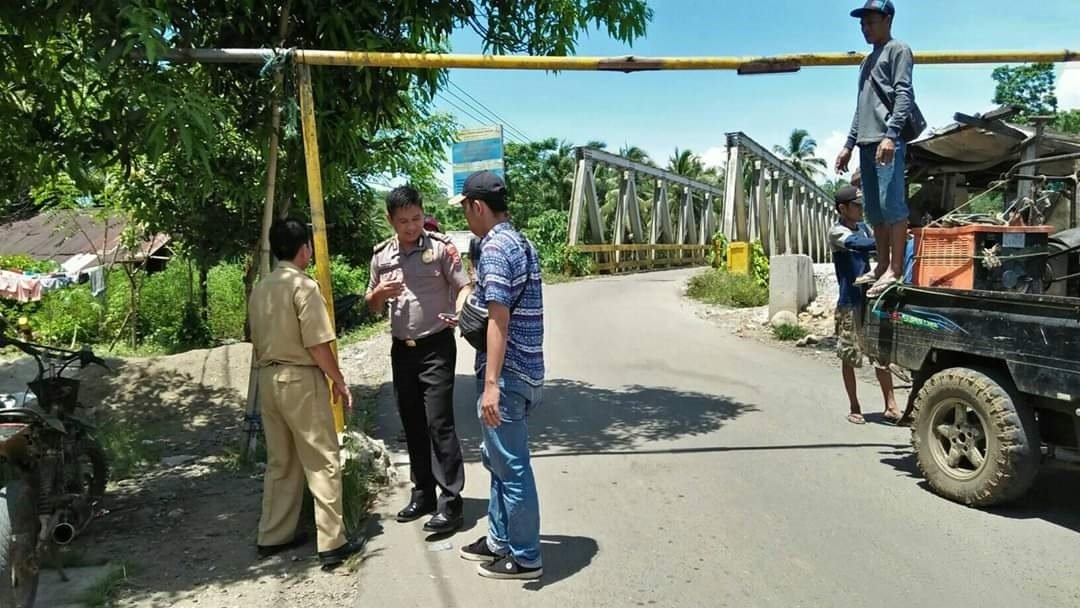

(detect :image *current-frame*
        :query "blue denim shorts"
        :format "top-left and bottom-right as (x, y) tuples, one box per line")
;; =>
(859, 140), (908, 227)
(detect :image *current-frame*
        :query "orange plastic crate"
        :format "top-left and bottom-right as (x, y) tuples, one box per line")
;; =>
(912, 225), (1054, 290)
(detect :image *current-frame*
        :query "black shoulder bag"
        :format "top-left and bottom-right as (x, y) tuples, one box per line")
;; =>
(868, 72), (927, 143)
(458, 232), (534, 352)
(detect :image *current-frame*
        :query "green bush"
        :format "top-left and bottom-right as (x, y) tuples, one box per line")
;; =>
(687, 269), (768, 308)
(0, 254), (60, 274)
(772, 323), (809, 341)
(750, 240), (770, 288)
(138, 262), (191, 348)
(207, 262), (246, 341)
(309, 255), (369, 298)
(707, 233), (729, 268)
(524, 209), (593, 276)
(33, 284), (103, 345)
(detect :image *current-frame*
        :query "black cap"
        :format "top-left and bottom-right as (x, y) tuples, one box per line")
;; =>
(834, 185), (862, 205)
(851, 0), (895, 18)
(448, 171), (507, 206)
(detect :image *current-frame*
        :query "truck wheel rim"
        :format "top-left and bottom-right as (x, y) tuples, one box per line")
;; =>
(929, 398), (989, 480)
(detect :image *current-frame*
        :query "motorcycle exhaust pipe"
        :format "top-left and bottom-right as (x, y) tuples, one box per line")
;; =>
(51, 521), (76, 545)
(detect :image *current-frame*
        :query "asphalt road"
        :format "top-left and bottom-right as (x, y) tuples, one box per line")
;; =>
(358, 268), (1080, 608)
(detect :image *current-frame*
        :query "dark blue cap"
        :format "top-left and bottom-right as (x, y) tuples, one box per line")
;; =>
(851, 0), (895, 18)
(834, 186), (862, 205)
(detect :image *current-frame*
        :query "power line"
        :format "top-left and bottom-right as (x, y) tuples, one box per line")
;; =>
(436, 93), (529, 145)
(436, 93), (491, 128)
(447, 80), (533, 142)
(445, 81), (532, 141)
(440, 88), (530, 144)
(437, 92), (530, 145)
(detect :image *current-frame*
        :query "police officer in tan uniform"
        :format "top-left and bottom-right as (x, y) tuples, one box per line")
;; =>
(249, 218), (364, 568)
(366, 186), (470, 534)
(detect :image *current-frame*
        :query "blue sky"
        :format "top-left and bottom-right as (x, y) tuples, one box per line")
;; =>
(433, 0), (1080, 185)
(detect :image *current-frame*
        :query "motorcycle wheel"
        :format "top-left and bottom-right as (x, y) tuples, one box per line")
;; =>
(0, 481), (40, 608)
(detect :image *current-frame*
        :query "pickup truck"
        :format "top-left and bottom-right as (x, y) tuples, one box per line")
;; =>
(862, 284), (1080, 506)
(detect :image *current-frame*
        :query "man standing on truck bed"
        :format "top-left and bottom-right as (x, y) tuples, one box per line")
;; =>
(830, 186), (903, 425)
(834, 0), (925, 298)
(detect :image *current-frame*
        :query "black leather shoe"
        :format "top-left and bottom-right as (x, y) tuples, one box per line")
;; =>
(318, 537), (366, 568)
(423, 511), (463, 534)
(396, 500), (436, 523)
(256, 530), (310, 559)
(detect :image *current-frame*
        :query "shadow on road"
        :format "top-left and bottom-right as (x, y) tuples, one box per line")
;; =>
(533, 442), (909, 459)
(524, 534), (598, 591)
(372, 375), (762, 461)
(880, 449), (1080, 534)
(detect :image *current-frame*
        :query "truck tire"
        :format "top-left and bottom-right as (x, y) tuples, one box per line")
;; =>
(0, 481), (40, 608)
(911, 367), (1040, 507)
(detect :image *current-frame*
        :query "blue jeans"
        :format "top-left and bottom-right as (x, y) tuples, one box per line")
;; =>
(859, 139), (908, 227)
(477, 373), (543, 568)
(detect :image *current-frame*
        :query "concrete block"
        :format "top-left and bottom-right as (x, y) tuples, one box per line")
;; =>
(769, 254), (817, 319)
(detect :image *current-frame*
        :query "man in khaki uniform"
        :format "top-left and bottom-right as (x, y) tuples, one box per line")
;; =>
(249, 218), (364, 568)
(367, 186), (471, 534)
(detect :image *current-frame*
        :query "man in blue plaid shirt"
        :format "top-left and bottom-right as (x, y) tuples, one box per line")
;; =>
(450, 171), (546, 581)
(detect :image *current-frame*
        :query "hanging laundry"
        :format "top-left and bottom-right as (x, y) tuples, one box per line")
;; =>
(87, 266), (106, 297)
(17, 275), (42, 302)
(38, 274), (72, 294)
(0, 270), (19, 301)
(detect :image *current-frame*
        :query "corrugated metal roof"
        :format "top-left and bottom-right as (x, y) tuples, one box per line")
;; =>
(0, 210), (170, 265)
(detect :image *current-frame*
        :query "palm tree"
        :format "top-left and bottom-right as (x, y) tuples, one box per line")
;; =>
(772, 129), (827, 179)
(618, 144), (653, 166)
(667, 147), (704, 179)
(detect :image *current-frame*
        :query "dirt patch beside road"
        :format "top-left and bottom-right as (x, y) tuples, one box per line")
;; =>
(0, 329), (396, 607)
(684, 265), (913, 414)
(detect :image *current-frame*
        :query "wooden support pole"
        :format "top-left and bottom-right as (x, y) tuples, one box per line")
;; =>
(297, 63), (345, 433)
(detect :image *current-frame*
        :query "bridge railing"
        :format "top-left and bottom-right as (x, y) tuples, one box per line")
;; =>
(567, 147), (721, 274)
(566, 134), (835, 275)
(722, 132), (834, 263)
(575, 243), (711, 274)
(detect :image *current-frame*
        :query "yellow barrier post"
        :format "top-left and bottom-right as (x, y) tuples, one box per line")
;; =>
(728, 242), (751, 275)
(165, 48), (1080, 72)
(296, 63), (345, 433)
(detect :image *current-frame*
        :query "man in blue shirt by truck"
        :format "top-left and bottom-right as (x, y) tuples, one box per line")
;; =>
(829, 186), (903, 425)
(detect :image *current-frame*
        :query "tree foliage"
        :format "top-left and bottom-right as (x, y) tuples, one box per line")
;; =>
(992, 63), (1058, 121)
(1, 0), (652, 263)
(772, 129), (826, 179)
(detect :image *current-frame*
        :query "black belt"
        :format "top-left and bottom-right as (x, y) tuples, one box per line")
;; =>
(393, 328), (453, 348)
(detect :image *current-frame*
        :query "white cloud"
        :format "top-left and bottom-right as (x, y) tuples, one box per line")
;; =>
(816, 130), (858, 184)
(1058, 65), (1080, 111)
(700, 146), (728, 170)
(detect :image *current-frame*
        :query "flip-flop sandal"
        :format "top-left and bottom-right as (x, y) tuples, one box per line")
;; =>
(866, 278), (896, 298)
(854, 272), (877, 285)
(846, 412), (866, 425)
(883, 412), (903, 425)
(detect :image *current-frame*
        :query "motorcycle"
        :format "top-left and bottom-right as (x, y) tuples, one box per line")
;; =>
(0, 321), (109, 608)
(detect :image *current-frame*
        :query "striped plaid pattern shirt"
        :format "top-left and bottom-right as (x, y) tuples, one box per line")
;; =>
(474, 221), (545, 386)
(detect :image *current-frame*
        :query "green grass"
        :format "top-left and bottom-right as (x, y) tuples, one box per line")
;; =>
(338, 319), (389, 347)
(541, 271), (580, 285)
(772, 323), (809, 342)
(687, 269), (769, 308)
(94, 416), (163, 480)
(77, 563), (132, 608)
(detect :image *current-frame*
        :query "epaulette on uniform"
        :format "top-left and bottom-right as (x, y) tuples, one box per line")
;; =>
(372, 236), (394, 254)
(427, 232), (453, 245)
